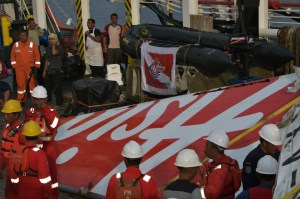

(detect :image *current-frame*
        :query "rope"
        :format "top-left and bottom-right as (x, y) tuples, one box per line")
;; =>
(75, 100), (119, 108)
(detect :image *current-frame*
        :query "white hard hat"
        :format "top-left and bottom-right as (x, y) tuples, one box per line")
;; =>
(206, 129), (229, 149)
(174, 149), (202, 168)
(259, 124), (282, 146)
(31, 86), (47, 98)
(122, 140), (143, 158)
(256, 155), (278, 174)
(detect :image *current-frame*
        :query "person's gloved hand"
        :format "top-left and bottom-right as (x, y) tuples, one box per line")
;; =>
(31, 66), (38, 74)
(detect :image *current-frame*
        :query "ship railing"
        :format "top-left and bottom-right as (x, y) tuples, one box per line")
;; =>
(260, 1), (300, 38)
(198, 1), (238, 22)
(140, 0), (183, 13)
(195, 0), (300, 37)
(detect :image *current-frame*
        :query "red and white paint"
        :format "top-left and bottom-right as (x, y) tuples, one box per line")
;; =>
(55, 74), (299, 196)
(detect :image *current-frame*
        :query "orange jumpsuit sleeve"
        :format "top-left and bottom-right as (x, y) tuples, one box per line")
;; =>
(33, 44), (41, 68)
(41, 106), (60, 130)
(10, 44), (17, 69)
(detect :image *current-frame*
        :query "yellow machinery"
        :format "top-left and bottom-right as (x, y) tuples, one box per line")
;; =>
(0, 14), (13, 46)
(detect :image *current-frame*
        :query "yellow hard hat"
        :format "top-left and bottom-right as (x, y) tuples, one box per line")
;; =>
(1, 99), (22, 113)
(23, 120), (41, 137)
(26, 15), (34, 20)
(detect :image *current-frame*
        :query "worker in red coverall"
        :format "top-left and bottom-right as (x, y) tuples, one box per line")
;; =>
(10, 29), (40, 102)
(199, 129), (241, 199)
(0, 100), (24, 199)
(106, 140), (159, 199)
(10, 120), (52, 199)
(24, 85), (60, 199)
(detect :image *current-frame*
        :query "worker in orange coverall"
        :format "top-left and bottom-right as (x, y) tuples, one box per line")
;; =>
(10, 29), (40, 102)
(0, 100), (24, 199)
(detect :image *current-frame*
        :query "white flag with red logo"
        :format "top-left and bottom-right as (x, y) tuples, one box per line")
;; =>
(141, 42), (180, 95)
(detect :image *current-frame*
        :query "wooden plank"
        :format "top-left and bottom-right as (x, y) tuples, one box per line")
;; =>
(190, 14), (213, 32)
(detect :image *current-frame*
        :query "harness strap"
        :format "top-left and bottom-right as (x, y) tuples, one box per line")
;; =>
(16, 172), (38, 177)
(120, 173), (124, 187)
(132, 174), (145, 186)
(1, 137), (13, 143)
(1, 148), (10, 152)
(119, 173), (145, 187)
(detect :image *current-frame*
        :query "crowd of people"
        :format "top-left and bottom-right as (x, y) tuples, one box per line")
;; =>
(0, 86), (59, 199)
(104, 125), (281, 199)
(0, 91), (282, 199)
(85, 13), (123, 77)
(0, 13), (123, 109)
(0, 13), (283, 199)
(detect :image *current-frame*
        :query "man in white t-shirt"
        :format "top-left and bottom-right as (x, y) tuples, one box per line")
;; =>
(103, 13), (122, 65)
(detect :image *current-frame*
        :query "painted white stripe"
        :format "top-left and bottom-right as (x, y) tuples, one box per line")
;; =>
(29, 42), (33, 48)
(143, 175), (151, 182)
(16, 42), (19, 47)
(35, 61), (41, 64)
(116, 173), (121, 179)
(17, 90), (26, 94)
(50, 117), (59, 128)
(11, 61), (16, 65)
(11, 178), (19, 183)
(39, 176), (51, 184)
(52, 182), (59, 188)
(200, 187), (206, 198)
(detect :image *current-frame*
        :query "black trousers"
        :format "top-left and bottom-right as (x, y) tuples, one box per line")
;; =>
(45, 72), (64, 106)
(107, 48), (122, 65)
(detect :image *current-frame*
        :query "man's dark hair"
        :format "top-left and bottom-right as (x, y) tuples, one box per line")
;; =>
(210, 141), (226, 151)
(125, 157), (142, 166)
(25, 136), (39, 141)
(88, 18), (95, 24)
(111, 13), (118, 18)
(27, 18), (34, 24)
(19, 29), (28, 35)
(257, 173), (276, 182)
(260, 137), (271, 145)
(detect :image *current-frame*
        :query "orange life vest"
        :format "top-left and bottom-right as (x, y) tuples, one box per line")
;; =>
(115, 173), (144, 199)
(1, 123), (23, 158)
(200, 159), (241, 192)
(9, 144), (38, 177)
